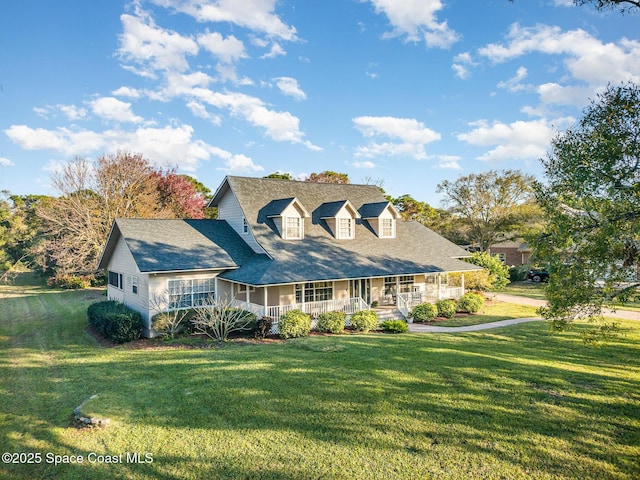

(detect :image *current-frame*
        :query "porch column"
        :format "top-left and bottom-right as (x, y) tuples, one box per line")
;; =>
(263, 287), (268, 317)
(437, 274), (442, 300)
(461, 273), (465, 295)
(214, 277), (219, 303)
(245, 284), (250, 309)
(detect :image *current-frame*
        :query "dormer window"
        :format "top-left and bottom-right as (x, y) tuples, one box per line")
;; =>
(318, 200), (360, 240)
(359, 201), (400, 239)
(242, 217), (249, 234)
(380, 218), (395, 238)
(285, 216), (303, 239)
(265, 197), (310, 240)
(338, 217), (354, 239)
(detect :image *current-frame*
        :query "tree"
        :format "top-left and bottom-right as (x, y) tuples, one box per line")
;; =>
(437, 170), (539, 251)
(264, 172), (293, 180)
(306, 171), (350, 184)
(153, 170), (206, 219)
(467, 251), (511, 290)
(509, 0), (640, 13)
(35, 151), (204, 275)
(534, 83), (640, 336)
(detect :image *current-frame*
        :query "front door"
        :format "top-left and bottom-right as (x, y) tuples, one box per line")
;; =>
(349, 279), (371, 304)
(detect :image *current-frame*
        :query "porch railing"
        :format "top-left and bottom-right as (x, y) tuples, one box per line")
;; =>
(397, 287), (465, 318)
(231, 297), (369, 334)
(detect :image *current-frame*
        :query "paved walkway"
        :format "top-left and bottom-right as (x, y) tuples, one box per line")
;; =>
(406, 292), (640, 333)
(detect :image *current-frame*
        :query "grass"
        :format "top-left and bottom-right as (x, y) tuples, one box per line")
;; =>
(1, 277), (639, 479)
(501, 281), (548, 300)
(429, 302), (539, 327)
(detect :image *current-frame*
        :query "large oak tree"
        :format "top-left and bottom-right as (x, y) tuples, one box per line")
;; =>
(534, 83), (640, 336)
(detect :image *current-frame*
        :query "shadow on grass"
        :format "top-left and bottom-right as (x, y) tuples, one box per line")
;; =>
(1, 286), (639, 479)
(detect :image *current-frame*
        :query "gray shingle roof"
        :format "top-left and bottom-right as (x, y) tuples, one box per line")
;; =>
(98, 218), (259, 273)
(212, 176), (479, 285)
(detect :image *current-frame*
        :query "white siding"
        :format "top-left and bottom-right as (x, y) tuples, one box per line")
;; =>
(218, 189), (265, 253)
(105, 236), (149, 326)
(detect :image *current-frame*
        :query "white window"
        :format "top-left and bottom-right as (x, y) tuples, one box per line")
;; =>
(496, 253), (507, 264)
(381, 218), (395, 238)
(131, 275), (138, 295)
(295, 282), (333, 303)
(338, 218), (354, 239)
(242, 217), (249, 234)
(168, 278), (216, 309)
(285, 216), (303, 239)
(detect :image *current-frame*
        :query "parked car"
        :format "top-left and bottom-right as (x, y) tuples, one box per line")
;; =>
(527, 269), (549, 283)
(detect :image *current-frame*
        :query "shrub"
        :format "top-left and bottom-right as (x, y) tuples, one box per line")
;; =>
(380, 319), (408, 333)
(457, 293), (485, 313)
(255, 317), (274, 339)
(436, 299), (457, 318)
(48, 274), (91, 289)
(87, 301), (142, 343)
(410, 303), (438, 322)
(191, 306), (257, 342)
(349, 310), (379, 332)
(152, 309), (193, 338)
(278, 310), (311, 339)
(509, 264), (531, 282)
(316, 311), (346, 334)
(467, 251), (511, 290)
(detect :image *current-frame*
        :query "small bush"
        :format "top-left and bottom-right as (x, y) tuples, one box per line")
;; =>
(255, 317), (274, 339)
(380, 319), (408, 333)
(48, 274), (91, 289)
(87, 301), (142, 343)
(436, 299), (457, 319)
(410, 302), (438, 322)
(509, 264), (531, 282)
(457, 293), (485, 313)
(349, 310), (379, 332)
(278, 310), (311, 339)
(316, 311), (346, 334)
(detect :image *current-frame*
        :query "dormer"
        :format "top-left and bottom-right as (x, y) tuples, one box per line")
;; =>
(265, 197), (310, 240)
(318, 200), (361, 240)
(359, 201), (400, 238)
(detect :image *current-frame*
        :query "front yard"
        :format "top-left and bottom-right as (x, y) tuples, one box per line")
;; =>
(1, 280), (639, 479)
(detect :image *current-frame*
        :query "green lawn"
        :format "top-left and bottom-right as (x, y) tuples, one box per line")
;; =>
(430, 302), (539, 327)
(501, 281), (548, 300)
(1, 281), (639, 479)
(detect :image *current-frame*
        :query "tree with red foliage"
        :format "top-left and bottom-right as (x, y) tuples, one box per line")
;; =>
(153, 170), (206, 219)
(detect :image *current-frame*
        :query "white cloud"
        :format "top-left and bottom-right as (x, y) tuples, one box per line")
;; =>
(352, 160), (377, 168)
(90, 97), (144, 123)
(4, 123), (220, 172)
(197, 31), (247, 63)
(478, 24), (640, 106)
(433, 155), (462, 170)
(118, 10), (199, 76)
(112, 86), (142, 99)
(5, 125), (106, 155)
(186, 100), (222, 125)
(353, 116), (441, 160)
(0, 157), (14, 167)
(211, 147), (264, 173)
(33, 104), (87, 121)
(151, 0), (297, 41)
(457, 117), (573, 162)
(452, 52), (476, 79)
(274, 77), (306, 100)
(260, 42), (286, 59)
(364, 0), (459, 48)
(497, 66), (529, 92)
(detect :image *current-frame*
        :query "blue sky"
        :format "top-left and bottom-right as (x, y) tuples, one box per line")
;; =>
(1, 0), (638, 205)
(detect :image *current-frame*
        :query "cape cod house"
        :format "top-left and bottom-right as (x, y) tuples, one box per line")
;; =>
(98, 176), (480, 336)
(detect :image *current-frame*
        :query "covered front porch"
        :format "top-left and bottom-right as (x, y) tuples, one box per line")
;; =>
(222, 272), (467, 327)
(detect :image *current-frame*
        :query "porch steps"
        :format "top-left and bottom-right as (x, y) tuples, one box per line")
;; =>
(372, 307), (406, 321)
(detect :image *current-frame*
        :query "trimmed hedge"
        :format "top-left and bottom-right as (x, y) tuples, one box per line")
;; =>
(278, 309), (311, 339)
(316, 311), (346, 334)
(380, 319), (408, 333)
(457, 293), (485, 314)
(87, 301), (142, 344)
(349, 310), (379, 332)
(436, 299), (457, 319)
(410, 303), (438, 322)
